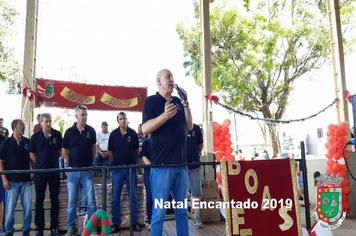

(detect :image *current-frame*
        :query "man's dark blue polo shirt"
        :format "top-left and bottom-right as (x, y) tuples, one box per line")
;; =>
(62, 123), (96, 167)
(108, 127), (139, 165)
(0, 135), (5, 146)
(187, 124), (203, 170)
(0, 135), (31, 182)
(142, 92), (187, 165)
(30, 128), (63, 175)
(139, 139), (151, 171)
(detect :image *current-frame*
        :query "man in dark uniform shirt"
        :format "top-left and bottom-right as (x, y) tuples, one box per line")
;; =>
(30, 113), (63, 236)
(108, 112), (141, 233)
(62, 105), (97, 236)
(0, 119), (32, 236)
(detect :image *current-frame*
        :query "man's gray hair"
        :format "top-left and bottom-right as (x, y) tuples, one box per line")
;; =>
(40, 113), (52, 122)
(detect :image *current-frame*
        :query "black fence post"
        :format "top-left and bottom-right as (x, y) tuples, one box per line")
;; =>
(129, 168), (133, 236)
(300, 141), (311, 230)
(101, 167), (107, 212)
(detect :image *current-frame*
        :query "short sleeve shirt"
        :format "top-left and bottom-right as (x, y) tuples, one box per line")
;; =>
(0, 135), (31, 182)
(0, 128), (9, 137)
(142, 92), (187, 165)
(108, 127), (139, 165)
(139, 139), (151, 171)
(186, 124), (203, 169)
(62, 123), (96, 167)
(30, 128), (63, 173)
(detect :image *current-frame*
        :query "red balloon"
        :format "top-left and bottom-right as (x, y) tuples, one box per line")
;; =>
(214, 138), (222, 146)
(328, 147), (336, 155)
(326, 130), (333, 137)
(333, 153), (341, 160)
(341, 164), (348, 172)
(337, 136), (346, 143)
(219, 133), (226, 141)
(342, 194), (347, 202)
(223, 139), (232, 147)
(326, 159), (335, 167)
(336, 171), (346, 178)
(325, 165), (334, 174)
(328, 136), (336, 143)
(327, 184), (336, 188)
(328, 124), (337, 132)
(334, 128), (342, 137)
(222, 127), (230, 134)
(219, 143), (226, 151)
(216, 152), (224, 162)
(337, 122), (347, 130)
(222, 119), (231, 128)
(342, 178), (349, 187)
(223, 155), (235, 161)
(333, 141), (342, 149)
(225, 147), (233, 156)
(343, 202), (350, 210)
(333, 163), (341, 171)
(213, 128), (221, 136)
(214, 145), (219, 152)
(326, 152), (333, 159)
(343, 186), (350, 194)
(213, 121), (221, 130)
(325, 142), (332, 148)
(225, 133), (231, 140)
(341, 128), (347, 136)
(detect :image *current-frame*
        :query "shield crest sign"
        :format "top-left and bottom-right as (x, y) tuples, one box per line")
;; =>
(317, 187), (342, 223)
(44, 82), (55, 98)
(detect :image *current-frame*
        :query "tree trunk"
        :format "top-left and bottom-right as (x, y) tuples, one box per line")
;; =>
(267, 123), (281, 158)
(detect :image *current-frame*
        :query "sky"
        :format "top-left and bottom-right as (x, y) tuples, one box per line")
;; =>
(1, 0), (356, 158)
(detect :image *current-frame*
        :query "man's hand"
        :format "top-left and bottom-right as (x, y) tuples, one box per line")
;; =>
(3, 178), (10, 190)
(164, 102), (178, 120)
(177, 86), (188, 107)
(101, 152), (108, 159)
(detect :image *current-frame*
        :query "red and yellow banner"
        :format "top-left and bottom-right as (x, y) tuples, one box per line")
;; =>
(36, 78), (147, 111)
(221, 159), (302, 236)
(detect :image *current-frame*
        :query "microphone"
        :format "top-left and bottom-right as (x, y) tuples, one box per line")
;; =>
(173, 84), (187, 101)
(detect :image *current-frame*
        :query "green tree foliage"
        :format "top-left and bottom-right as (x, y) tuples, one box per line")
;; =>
(0, 1), (21, 94)
(177, 0), (355, 157)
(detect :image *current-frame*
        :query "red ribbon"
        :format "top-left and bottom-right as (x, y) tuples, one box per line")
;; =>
(22, 85), (38, 102)
(204, 94), (219, 104)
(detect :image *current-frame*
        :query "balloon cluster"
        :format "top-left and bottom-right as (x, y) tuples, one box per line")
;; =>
(324, 122), (350, 212)
(214, 119), (233, 200)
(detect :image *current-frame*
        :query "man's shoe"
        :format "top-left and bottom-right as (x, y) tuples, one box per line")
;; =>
(35, 230), (44, 236)
(5, 233), (13, 236)
(51, 228), (59, 236)
(65, 226), (76, 236)
(109, 224), (120, 234)
(0, 229), (5, 236)
(194, 214), (203, 229)
(133, 223), (141, 232)
(22, 231), (30, 236)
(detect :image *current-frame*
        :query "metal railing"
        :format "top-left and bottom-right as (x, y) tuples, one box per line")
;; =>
(0, 143), (311, 235)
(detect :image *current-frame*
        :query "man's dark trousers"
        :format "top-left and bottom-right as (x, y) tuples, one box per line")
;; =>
(34, 173), (60, 230)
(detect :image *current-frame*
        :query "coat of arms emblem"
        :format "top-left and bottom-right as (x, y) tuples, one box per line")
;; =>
(312, 173), (346, 229)
(44, 82), (55, 98)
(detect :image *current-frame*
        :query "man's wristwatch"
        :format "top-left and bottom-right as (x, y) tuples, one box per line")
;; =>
(183, 102), (189, 108)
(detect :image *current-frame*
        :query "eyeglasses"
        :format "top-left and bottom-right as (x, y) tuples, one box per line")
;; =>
(76, 105), (87, 112)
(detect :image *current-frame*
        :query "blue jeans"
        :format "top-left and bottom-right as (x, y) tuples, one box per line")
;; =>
(94, 152), (113, 167)
(143, 170), (152, 224)
(67, 171), (96, 230)
(111, 169), (138, 225)
(150, 166), (189, 236)
(5, 181), (32, 233)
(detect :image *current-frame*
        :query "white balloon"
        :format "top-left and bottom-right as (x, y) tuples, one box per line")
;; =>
(337, 158), (345, 165)
(302, 227), (308, 236)
(310, 223), (333, 236)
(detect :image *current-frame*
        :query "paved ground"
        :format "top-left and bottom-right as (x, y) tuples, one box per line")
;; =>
(300, 201), (356, 235)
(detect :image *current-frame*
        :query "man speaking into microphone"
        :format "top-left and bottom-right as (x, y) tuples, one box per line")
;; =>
(142, 69), (193, 236)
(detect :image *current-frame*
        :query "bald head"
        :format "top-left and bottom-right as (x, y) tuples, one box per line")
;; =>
(156, 69), (174, 97)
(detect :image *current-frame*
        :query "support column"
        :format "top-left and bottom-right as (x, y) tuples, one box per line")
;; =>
(21, 0), (39, 138)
